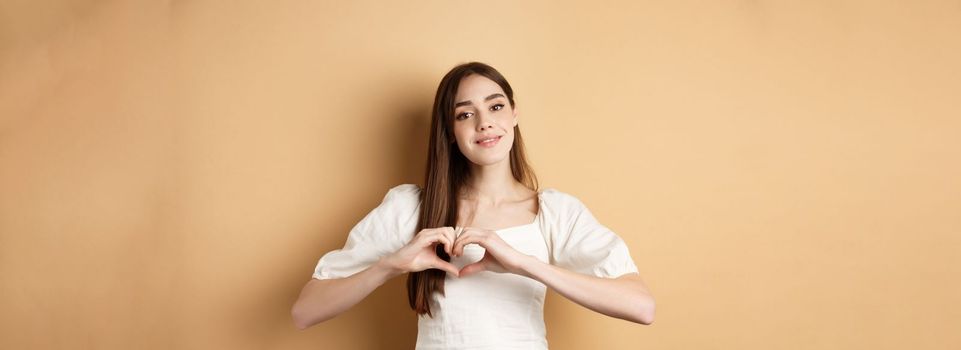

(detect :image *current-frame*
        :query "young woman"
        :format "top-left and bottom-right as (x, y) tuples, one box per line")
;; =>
(292, 62), (655, 349)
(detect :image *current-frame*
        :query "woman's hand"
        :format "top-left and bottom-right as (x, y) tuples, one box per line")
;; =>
(451, 227), (532, 278)
(382, 227), (460, 277)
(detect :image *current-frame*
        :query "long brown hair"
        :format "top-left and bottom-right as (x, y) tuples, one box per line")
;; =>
(407, 62), (539, 317)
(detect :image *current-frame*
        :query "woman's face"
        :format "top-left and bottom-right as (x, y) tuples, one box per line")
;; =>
(451, 74), (518, 166)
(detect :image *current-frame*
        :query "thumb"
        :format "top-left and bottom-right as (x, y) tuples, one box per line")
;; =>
(432, 258), (460, 278)
(459, 259), (487, 278)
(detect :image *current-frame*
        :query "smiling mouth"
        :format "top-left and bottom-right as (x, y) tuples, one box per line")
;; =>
(475, 135), (502, 147)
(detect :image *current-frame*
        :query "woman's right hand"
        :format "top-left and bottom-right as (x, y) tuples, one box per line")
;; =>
(381, 227), (460, 277)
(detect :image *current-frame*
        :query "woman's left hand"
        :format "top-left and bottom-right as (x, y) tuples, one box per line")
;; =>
(451, 226), (532, 278)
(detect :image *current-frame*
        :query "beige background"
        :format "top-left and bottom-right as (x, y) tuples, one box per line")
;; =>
(1, 0), (959, 349)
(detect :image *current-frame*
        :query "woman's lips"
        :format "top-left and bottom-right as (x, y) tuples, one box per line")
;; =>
(476, 135), (502, 148)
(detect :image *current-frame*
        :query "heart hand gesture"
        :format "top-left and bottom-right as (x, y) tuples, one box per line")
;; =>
(451, 226), (532, 278)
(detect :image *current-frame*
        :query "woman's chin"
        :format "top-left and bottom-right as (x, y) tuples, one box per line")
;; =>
(465, 153), (510, 167)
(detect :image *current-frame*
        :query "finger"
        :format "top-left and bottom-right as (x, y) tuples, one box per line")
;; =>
(432, 258), (460, 277)
(434, 233), (454, 255)
(452, 228), (475, 257)
(449, 226), (462, 256)
(419, 230), (452, 250)
(415, 230), (436, 247)
(453, 227), (490, 256)
(454, 226), (469, 256)
(459, 260), (486, 278)
(440, 227), (456, 255)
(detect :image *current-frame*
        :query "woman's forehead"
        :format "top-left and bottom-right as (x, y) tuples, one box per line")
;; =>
(455, 75), (505, 103)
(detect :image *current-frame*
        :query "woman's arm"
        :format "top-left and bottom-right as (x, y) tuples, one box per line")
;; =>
(451, 227), (655, 325)
(518, 257), (655, 325)
(291, 258), (401, 330)
(291, 227), (459, 330)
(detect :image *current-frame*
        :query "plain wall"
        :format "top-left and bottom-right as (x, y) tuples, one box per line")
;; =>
(1, 0), (959, 349)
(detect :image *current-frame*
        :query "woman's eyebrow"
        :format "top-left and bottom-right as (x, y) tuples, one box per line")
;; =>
(454, 93), (505, 108)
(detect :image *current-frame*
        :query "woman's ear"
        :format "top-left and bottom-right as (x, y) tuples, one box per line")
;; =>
(512, 106), (519, 127)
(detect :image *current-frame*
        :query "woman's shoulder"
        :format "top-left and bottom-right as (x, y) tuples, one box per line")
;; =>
(369, 184), (421, 231)
(382, 183), (422, 205)
(538, 187), (586, 209)
(386, 183), (422, 196)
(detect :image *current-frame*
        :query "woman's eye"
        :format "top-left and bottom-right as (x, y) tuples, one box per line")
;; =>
(491, 104), (504, 111)
(456, 112), (473, 120)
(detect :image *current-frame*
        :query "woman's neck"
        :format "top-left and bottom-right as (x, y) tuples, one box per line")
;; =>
(464, 160), (526, 206)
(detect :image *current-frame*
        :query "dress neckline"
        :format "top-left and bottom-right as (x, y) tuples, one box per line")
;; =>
(493, 189), (544, 232)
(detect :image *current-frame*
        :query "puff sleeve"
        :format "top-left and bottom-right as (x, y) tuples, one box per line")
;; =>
(311, 184), (421, 280)
(548, 192), (640, 278)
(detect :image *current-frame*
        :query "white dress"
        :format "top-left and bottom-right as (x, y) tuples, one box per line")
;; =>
(312, 184), (640, 350)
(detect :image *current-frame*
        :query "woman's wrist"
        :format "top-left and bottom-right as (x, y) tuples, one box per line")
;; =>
(372, 256), (405, 282)
(513, 254), (544, 280)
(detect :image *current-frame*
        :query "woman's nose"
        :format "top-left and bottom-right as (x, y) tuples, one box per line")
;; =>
(477, 114), (494, 131)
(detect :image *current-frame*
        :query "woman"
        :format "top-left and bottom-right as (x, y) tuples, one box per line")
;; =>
(291, 62), (655, 349)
